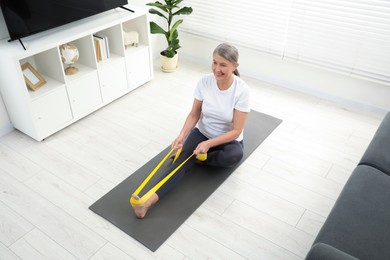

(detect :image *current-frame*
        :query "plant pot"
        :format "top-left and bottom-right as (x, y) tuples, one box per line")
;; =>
(160, 52), (178, 72)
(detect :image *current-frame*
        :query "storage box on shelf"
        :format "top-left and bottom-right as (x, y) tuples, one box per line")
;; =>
(0, 5), (153, 141)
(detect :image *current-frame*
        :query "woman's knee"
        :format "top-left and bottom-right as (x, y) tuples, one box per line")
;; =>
(226, 149), (243, 167)
(208, 147), (243, 167)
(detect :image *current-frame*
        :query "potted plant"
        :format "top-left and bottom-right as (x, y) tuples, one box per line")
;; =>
(146, 0), (193, 72)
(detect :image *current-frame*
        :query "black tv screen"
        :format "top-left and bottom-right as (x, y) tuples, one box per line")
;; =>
(0, 0), (128, 41)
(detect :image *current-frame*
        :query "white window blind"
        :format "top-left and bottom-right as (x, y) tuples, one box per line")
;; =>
(180, 0), (390, 84)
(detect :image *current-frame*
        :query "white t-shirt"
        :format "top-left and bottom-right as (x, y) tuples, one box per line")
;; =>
(194, 73), (251, 141)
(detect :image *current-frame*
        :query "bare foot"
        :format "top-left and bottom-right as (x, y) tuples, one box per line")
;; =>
(131, 193), (159, 219)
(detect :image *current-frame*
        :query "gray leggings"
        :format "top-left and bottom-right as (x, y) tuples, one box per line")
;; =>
(156, 128), (243, 198)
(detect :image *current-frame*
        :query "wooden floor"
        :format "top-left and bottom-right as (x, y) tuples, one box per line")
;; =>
(0, 59), (384, 259)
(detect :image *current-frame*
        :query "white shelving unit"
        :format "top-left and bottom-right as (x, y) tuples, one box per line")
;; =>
(0, 5), (153, 141)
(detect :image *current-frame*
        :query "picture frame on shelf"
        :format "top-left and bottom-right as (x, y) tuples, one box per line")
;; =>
(21, 62), (46, 91)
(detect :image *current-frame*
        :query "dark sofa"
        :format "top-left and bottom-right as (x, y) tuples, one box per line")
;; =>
(305, 112), (390, 260)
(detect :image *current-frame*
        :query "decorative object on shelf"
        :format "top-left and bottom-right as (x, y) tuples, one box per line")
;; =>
(21, 62), (46, 91)
(146, 0), (192, 72)
(124, 30), (139, 48)
(59, 43), (80, 75)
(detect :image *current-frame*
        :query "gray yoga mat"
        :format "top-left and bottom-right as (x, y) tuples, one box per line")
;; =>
(89, 110), (282, 251)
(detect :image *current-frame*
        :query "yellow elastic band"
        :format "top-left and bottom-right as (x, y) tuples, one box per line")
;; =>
(172, 148), (182, 164)
(196, 153), (207, 161)
(130, 148), (207, 207)
(133, 149), (174, 194)
(172, 147), (207, 163)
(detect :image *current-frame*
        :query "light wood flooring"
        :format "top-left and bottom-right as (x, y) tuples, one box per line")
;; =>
(0, 59), (385, 259)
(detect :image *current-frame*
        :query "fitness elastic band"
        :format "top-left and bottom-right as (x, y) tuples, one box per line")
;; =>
(130, 148), (207, 207)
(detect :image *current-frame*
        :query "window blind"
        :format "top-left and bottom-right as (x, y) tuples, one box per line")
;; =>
(180, 0), (390, 84)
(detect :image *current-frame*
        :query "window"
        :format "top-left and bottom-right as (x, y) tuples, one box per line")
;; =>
(181, 0), (390, 84)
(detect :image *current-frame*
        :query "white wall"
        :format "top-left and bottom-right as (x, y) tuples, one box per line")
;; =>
(179, 32), (390, 115)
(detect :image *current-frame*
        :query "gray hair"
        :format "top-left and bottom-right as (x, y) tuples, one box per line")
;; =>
(213, 43), (240, 76)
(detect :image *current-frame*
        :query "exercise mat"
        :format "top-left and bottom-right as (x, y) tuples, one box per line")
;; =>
(89, 110), (282, 251)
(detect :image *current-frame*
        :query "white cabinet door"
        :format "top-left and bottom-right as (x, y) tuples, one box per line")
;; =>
(32, 86), (73, 138)
(67, 72), (102, 118)
(126, 47), (151, 91)
(99, 59), (128, 103)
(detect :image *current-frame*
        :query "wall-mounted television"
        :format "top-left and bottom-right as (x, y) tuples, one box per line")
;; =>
(0, 0), (129, 42)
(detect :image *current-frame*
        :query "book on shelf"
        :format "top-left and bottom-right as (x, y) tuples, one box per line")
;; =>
(93, 33), (110, 62)
(94, 38), (101, 62)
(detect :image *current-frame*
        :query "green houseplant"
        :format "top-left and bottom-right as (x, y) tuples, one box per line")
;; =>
(146, 0), (193, 72)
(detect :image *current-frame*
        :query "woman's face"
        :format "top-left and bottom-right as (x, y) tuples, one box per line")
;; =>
(212, 53), (238, 83)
